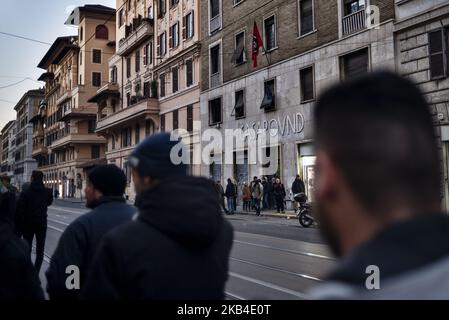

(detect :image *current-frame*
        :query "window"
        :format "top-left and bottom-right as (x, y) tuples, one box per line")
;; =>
(173, 110), (179, 130)
(209, 0), (221, 33)
(79, 74), (83, 85)
(135, 124), (140, 144)
(91, 145), (100, 159)
(234, 90), (245, 119)
(234, 0), (244, 5)
(111, 66), (118, 84)
(119, 9), (124, 27)
(300, 66), (314, 102)
(340, 48), (369, 80)
(79, 51), (83, 66)
(126, 92), (131, 107)
(264, 15), (276, 51)
(429, 29), (448, 80)
(170, 23), (179, 49)
(233, 31), (245, 64)
(80, 27), (83, 41)
(261, 79), (276, 111)
(170, 0), (178, 8)
(187, 105), (193, 132)
(209, 97), (222, 126)
(126, 57), (131, 78)
(160, 73), (166, 97)
(88, 120), (96, 133)
(143, 81), (150, 98)
(143, 43), (149, 65)
(158, 32), (167, 56)
(158, 0), (166, 18)
(299, 0), (314, 36)
(95, 25), (108, 40)
(184, 12), (194, 40)
(92, 49), (102, 64)
(121, 127), (132, 148)
(135, 50), (140, 73)
(172, 67), (179, 93)
(161, 114), (166, 132)
(148, 6), (153, 19)
(344, 0), (365, 16)
(186, 59), (193, 87)
(92, 72), (101, 87)
(210, 44), (220, 75)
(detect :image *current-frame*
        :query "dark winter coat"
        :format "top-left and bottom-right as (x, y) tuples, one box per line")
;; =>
(292, 179), (306, 194)
(0, 223), (44, 299)
(273, 183), (286, 198)
(0, 189), (16, 228)
(46, 197), (136, 300)
(16, 181), (53, 227)
(81, 176), (234, 300)
(225, 182), (236, 198)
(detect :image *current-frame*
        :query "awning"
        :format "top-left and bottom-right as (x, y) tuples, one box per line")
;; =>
(260, 88), (275, 110)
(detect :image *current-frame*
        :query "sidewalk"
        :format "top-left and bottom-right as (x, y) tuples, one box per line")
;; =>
(230, 206), (297, 219)
(53, 197), (84, 204)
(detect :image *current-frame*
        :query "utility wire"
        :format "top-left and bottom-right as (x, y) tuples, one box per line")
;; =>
(0, 31), (52, 45)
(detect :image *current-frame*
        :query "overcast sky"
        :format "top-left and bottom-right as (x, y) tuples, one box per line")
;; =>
(0, 0), (115, 129)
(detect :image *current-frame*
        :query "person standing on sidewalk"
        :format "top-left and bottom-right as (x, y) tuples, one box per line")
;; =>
(0, 176), (17, 230)
(273, 178), (286, 213)
(251, 179), (263, 216)
(215, 180), (228, 214)
(292, 175), (306, 213)
(232, 179), (238, 212)
(16, 171), (53, 273)
(242, 182), (251, 212)
(249, 176), (258, 211)
(225, 178), (236, 215)
(82, 133), (233, 299)
(46, 165), (136, 300)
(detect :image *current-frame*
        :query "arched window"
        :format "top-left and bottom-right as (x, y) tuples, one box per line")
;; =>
(95, 25), (109, 40)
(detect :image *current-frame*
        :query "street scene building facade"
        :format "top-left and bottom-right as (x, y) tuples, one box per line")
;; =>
(13, 89), (44, 189)
(89, 0), (201, 200)
(200, 0), (395, 205)
(33, 5), (116, 198)
(394, 0), (449, 210)
(0, 121), (17, 185)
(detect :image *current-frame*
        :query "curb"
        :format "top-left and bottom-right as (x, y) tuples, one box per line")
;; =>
(232, 210), (297, 219)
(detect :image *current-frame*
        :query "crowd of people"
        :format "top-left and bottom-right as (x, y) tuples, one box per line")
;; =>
(214, 175), (306, 215)
(1, 71), (449, 299)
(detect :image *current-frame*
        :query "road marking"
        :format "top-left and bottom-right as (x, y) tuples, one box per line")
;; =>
(231, 257), (322, 282)
(229, 272), (307, 299)
(48, 218), (70, 226)
(233, 240), (334, 261)
(48, 225), (64, 233)
(32, 246), (51, 264)
(49, 206), (87, 215)
(225, 291), (245, 300)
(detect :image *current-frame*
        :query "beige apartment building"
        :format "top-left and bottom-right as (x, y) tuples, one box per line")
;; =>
(89, 0), (201, 200)
(33, 5), (116, 198)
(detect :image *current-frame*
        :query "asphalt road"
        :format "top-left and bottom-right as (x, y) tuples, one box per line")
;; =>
(33, 199), (336, 300)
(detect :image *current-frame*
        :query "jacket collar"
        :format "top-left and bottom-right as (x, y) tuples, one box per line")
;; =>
(87, 196), (126, 209)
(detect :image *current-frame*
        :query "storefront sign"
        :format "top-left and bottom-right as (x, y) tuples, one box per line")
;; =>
(239, 112), (305, 137)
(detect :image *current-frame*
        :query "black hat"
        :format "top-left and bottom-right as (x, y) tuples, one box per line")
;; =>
(128, 133), (187, 179)
(88, 165), (127, 197)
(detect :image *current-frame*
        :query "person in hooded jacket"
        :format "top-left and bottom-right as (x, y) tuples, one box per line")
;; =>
(46, 165), (136, 300)
(16, 170), (53, 273)
(0, 176), (17, 229)
(81, 133), (234, 300)
(225, 178), (236, 215)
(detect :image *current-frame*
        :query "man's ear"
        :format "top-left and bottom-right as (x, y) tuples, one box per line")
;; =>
(315, 150), (339, 201)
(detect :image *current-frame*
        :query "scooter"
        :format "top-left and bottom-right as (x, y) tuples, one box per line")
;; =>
(293, 193), (315, 228)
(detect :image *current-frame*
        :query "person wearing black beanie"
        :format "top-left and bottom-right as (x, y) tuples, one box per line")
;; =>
(82, 133), (234, 300)
(46, 165), (136, 300)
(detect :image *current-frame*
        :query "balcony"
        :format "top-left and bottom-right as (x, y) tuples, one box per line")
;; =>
(96, 98), (159, 133)
(210, 14), (221, 33)
(56, 90), (72, 106)
(88, 83), (120, 104)
(117, 18), (154, 56)
(32, 145), (48, 157)
(60, 106), (97, 121)
(342, 9), (366, 36)
(50, 133), (106, 151)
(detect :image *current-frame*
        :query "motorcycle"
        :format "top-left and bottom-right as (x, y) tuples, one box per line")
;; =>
(293, 193), (315, 228)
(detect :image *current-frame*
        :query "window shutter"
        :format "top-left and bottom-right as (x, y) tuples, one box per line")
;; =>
(191, 10), (195, 38)
(182, 15), (187, 40)
(157, 35), (161, 56)
(169, 26), (173, 49)
(429, 29), (448, 79)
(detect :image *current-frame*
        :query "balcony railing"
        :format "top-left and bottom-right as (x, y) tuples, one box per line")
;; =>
(210, 73), (221, 88)
(210, 14), (221, 33)
(118, 18), (154, 56)
(342, 9), (366, 36)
